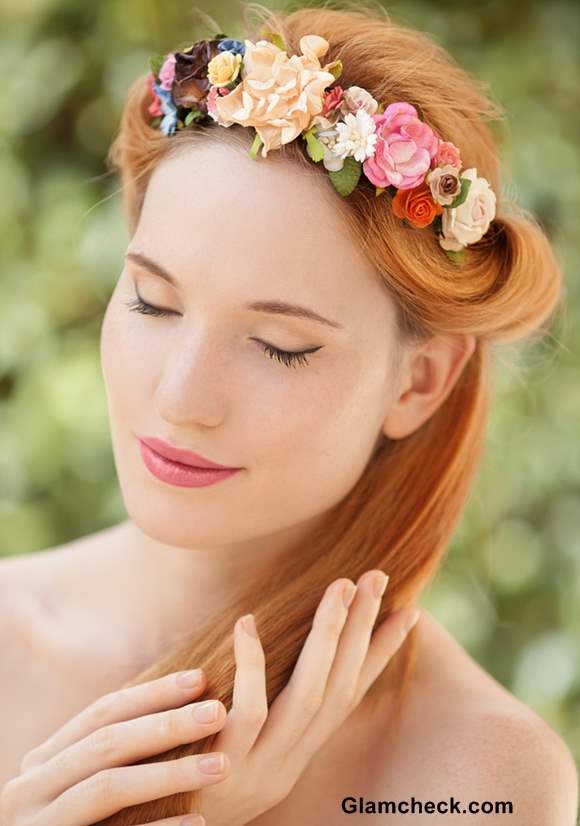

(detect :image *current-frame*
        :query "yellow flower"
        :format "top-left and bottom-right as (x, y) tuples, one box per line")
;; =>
(215, 34), (337, 156)
(207, 51), (242, 87)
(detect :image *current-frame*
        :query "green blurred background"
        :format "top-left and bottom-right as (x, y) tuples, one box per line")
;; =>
(1, 0), (579, 775)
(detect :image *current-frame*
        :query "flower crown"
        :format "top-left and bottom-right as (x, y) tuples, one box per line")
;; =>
(146, 31), (497, 263)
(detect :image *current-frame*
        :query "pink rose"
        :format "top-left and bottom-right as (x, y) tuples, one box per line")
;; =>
(435, 140), (461, 169)
(362, 102), (440, 190)
(207, 85), (233, 124)
(158, 54), (176, 91)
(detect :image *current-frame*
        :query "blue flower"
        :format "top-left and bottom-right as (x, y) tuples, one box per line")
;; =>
(153, 81), (178, 136)
(217, 38), (245, 56)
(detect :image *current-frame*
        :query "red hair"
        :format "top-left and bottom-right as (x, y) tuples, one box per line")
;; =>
(98, 3), (563, 822)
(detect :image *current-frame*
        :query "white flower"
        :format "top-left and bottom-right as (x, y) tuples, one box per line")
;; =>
(334, 110), (378, 163)
(439, 168), (497, 251)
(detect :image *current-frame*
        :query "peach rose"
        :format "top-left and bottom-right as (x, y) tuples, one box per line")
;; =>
(214, 35), (337, 156)
(392, 183), (443, 229)
(339, 85), (379, 117)
(439, 168), (496, 250)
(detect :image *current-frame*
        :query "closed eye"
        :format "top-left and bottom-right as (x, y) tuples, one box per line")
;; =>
(123, 296), (323, 369)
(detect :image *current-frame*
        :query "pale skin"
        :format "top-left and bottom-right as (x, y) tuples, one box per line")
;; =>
(0, 573), (420, 825)
(0, 139), (577, 824)
(96, 137), (477, 650)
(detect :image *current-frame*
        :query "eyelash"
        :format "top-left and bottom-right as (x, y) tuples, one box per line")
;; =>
(123, 297), (322, 369)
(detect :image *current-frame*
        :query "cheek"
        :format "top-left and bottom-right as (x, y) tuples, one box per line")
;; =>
(100, 294), (162, 423)
(251, 355), (389, 513)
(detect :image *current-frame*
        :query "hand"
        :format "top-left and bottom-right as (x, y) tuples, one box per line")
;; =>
(0, 571), (419, 826)
(0, 668), (226, 826)
(198, 570), (420, 826)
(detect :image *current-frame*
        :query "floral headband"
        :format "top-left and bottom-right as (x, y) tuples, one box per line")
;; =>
(146, 31), (497, 263)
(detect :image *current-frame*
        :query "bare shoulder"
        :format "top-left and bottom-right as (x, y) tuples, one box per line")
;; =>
(0, 523), (132, 790)
(0, 521), (130, 620)
(0, 541), (75, 640)
(371, 611), (579, 825)
(0, 540), (84, 789)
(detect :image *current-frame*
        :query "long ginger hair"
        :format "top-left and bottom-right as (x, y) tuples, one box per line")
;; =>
(98, 2), (564, 822)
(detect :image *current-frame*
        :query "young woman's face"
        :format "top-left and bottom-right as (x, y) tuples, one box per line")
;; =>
(100, 140), (404, 550)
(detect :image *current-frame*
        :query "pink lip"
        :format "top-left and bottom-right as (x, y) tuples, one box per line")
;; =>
(139, 436), (240, 470)
(138, 439), (242, 489)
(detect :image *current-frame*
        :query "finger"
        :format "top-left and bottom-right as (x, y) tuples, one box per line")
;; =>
(21, 670), (208, 771)
(255, 578), (354, 755)
(354, 603), (421, 705)
(213, 614), (268, 760)
(37, 753), (229, 826)
(29, 699), (227, 802)
(274, 570), (389, 777)
(323, 570), (390, 705)
(135, 817), (205, 826)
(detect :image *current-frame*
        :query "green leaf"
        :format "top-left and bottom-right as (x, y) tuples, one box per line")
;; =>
(448, 177), (472, 209)
(375, 186), (386, 197)
(184, 109), (205, 126)
(148, 53), (165, 79)
(261, 31), (287, 52)
(303, 129), (325, 163)
(225, 76), (242, 91)
(444, 248), (466, 264)
(249, 131), (264, 159)
(328, 157), (362, 197)
(326, 60), (343, 81)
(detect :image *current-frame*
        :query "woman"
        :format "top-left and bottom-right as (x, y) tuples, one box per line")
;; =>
(1, 2), (577, 825)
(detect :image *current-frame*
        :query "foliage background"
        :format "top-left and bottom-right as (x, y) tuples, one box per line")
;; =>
(1, 0), (579, 782)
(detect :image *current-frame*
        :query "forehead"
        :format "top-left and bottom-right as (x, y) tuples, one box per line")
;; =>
(134, 140), (397, 335)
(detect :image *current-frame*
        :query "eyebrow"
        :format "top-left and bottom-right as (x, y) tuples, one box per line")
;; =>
(125, 250), (344, 330)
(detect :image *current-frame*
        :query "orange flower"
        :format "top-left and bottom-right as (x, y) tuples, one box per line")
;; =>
(215, 35), (337, 156)
(392, 183), (443, 228)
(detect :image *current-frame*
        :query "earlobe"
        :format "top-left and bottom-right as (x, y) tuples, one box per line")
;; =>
(381, 333), (477, 441)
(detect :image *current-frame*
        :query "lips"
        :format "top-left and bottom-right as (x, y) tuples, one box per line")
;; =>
(139, 436), (239, 470)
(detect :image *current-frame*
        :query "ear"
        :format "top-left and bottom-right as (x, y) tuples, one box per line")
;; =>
(382, 333), (476, 440)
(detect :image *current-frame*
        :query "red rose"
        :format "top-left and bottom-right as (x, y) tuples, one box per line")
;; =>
(322, 85), (344, 117)
(147, 73), (163, 117)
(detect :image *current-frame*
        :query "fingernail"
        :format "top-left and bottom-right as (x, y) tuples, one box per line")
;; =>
(193, 700), (219, 723)
(176, 669), (203, 689)
(342, 582), (357, 608)
(241, 614), (258, 637)
(404, 608), (421, 632)
(199, 752), (225, 773)
(181, 816), (205, 826)
(372, 572), (389, 598)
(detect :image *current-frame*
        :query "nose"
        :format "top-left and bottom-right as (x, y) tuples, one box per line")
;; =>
(155, 331), (230, 429)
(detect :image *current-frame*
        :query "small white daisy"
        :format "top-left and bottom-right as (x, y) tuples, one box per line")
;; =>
(334, 109), (378, 163)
